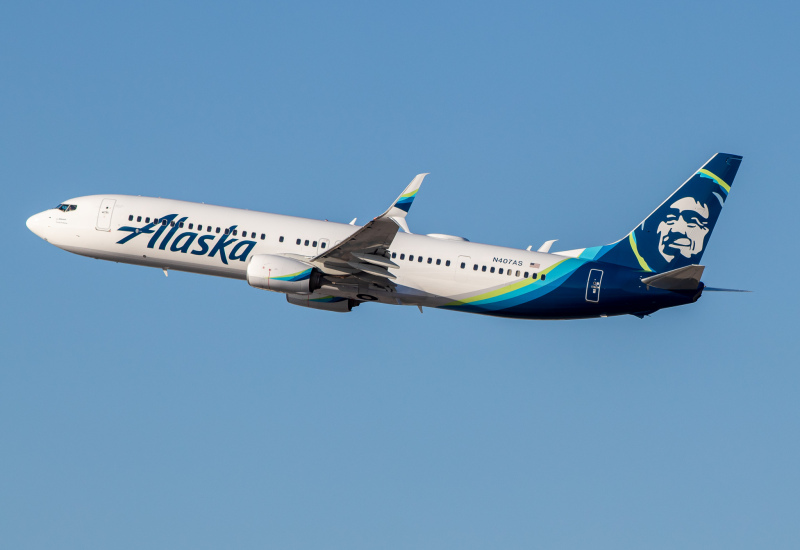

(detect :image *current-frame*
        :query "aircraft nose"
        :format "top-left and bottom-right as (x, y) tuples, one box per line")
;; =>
(26, 211), (48, 239)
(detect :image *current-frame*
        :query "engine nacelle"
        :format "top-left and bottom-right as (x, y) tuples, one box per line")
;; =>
(246, 254), (322, 294)
(286, 293), (357, 313)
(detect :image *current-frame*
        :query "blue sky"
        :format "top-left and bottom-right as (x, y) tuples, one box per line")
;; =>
(3, 1), (799, 548)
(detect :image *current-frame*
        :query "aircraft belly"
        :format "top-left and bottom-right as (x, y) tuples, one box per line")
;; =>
(57, 244), (247, 279)
(430, 260), (696, 320)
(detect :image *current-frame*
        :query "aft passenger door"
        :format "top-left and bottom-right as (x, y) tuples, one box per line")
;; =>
(96, 198), (116, 231)
(585, 269), (603, 302)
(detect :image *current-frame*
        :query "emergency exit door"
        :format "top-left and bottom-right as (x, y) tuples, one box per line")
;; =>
(585, 269), (603, 303)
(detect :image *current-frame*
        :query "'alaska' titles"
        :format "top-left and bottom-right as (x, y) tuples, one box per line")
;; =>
(116, 214), (256, 264)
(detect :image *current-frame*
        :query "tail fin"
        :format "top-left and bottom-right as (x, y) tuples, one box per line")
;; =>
(591, 153), (742, 273)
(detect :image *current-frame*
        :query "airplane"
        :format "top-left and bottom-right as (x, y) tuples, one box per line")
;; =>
(26, 153), (744, 320)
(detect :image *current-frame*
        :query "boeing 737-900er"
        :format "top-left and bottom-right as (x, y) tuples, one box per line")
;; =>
(26, 153), (744, 319)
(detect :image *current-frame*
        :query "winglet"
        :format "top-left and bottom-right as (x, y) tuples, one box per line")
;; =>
(379, 173), (428, 233)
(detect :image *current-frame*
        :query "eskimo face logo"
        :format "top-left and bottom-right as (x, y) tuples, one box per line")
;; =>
(115, 214), (257, 265)
(656, 197), (710, 262)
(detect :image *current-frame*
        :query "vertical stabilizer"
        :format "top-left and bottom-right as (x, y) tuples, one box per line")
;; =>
(584, 153), (742, 273)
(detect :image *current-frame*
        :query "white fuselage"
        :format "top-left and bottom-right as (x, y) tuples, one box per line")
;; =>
(27, 194), (566, 309)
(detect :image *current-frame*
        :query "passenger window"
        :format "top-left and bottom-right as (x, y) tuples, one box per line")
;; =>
(515, 270), (520, 277)
(482, 266), (487, 272)
(473, 264), (478, 270)
(234, 229), (239, 236)
(541, 274), (546, 281)
(409, 255), (414, 261)
(137, 216), (142, 222)
(427, 258), (432, 264)
(296, 239), (301, 245)
(400, 254), (405, 260)
(312, 241), (317, 247)
(446, 260), (451, 266)
(392, 252), (396, 259)
(524, 271), (529, 278)
(261, 234), (266, 240)
(225, 228), (230, 235)
(170, 221), (175, 227)
(321, 242), (326, 248)
(418, 256), (423, 263)
(216, 227), (220, 233)
(436, 259), (441, 265)
(163, 220), (168, 226)
(128, 215), (133, 221)
(188, 223), (193, 229)
(145, 217), (150, 223)
(532, 273), (538, 280)
(490, 267), (495, 273)
(460, 262), (465, 269)
(304, 240), (309, 246)
(279, 236), (284, 242)
(179, 222), (185, 228)
(499, 268), (504, 275)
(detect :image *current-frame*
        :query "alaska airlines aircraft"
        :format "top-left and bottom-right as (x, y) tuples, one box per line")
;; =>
(26, 153), (743, 319)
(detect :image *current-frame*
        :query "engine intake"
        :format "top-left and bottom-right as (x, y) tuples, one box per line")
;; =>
(246, 254), (323, 294)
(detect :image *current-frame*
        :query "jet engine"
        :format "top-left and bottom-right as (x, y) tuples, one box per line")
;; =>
(286, 293), (357, 312)
(246, 254), (323, 294)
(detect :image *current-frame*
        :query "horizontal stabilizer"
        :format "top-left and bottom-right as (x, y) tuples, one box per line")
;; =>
(641, 264), (704, 290)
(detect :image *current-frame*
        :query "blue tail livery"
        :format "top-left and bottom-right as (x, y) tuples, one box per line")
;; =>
(582, 153), (742, 273)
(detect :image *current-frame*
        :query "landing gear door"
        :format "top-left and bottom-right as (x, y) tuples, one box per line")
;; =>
(586, 269), (603, 303)
(96, 198), (116, 231)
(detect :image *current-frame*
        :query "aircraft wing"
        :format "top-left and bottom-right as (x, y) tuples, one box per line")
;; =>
(309, 173), (427, 285)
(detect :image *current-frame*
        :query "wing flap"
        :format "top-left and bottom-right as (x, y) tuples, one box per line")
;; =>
(309, 174), (428, 284)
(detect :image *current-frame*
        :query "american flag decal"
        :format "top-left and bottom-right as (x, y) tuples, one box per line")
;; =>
(530, 263), (540, 269)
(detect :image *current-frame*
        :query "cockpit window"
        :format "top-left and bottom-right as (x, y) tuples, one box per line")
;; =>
(55, 204), (77, 212)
